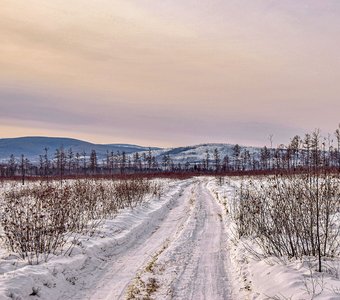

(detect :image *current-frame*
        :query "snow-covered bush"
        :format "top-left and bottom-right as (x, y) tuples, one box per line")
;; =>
(1, 184), (78, 264)
(234, 172), (340, 271)
(113, 179), (162, 209)
(0, 178), (161, 264)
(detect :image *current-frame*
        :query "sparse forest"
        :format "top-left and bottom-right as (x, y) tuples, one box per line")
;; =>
(2, 127), (340, 181)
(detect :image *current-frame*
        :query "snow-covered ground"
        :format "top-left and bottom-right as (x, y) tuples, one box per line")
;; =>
(0, 177), (234, 299)
(0, 178), (187, 299)
(209, 177), (340, 300)
(123, 178), (232, 300)
(137, 143), (260, 165)
(0, 177), (339, 299)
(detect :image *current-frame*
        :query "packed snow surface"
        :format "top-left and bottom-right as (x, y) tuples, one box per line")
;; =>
(0, 177), (339, 299)
(65, 178), (231, 300)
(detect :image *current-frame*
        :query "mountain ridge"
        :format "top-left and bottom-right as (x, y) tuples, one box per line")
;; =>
(0, 136), (261, 164)
(0, 136), (161, 161)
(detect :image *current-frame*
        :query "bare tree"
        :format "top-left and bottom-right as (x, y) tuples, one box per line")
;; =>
(90, 150), (98, 174)
(213, 148), (220, 172)
(335, 125), (340, 171)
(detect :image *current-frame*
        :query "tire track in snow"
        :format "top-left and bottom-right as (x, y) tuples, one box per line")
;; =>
(130, 179), (232, 300)
(68, 179), (198, 300)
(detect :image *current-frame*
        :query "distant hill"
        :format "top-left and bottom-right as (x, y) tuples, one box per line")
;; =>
(141, 143), (261, 164)
(0, 137), (160, 162)
(0, 137), (263, 165)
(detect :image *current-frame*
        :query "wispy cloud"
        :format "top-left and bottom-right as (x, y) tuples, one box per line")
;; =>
(1, 0), (339, 146)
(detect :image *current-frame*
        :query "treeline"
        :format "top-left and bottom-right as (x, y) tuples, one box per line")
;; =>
(1, 127), (340, 181)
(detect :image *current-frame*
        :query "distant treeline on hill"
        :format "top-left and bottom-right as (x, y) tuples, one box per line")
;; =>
(1, 127), (340, 181)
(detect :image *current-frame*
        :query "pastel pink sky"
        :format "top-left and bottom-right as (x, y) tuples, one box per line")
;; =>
(1, 0), (339, 147)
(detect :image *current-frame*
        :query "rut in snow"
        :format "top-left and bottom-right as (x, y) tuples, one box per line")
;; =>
(69, 178), (232, 300)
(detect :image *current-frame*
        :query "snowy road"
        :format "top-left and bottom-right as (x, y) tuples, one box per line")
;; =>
(69, 178), (232, 300)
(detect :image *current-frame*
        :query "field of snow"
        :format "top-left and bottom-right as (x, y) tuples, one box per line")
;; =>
(0, 177), (339, 299)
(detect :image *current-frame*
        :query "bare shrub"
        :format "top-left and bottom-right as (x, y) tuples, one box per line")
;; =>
(113, 178), (159, 209)
(1, 183), (77, 263)
(233, 172), (340, 270)
(0, 178), (161, 264)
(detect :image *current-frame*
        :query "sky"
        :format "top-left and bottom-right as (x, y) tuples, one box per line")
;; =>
(1, 0), (340, 147)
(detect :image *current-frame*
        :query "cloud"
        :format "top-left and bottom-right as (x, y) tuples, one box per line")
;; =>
(0, 0), (339, 146)
(0, 85), (307, 147)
